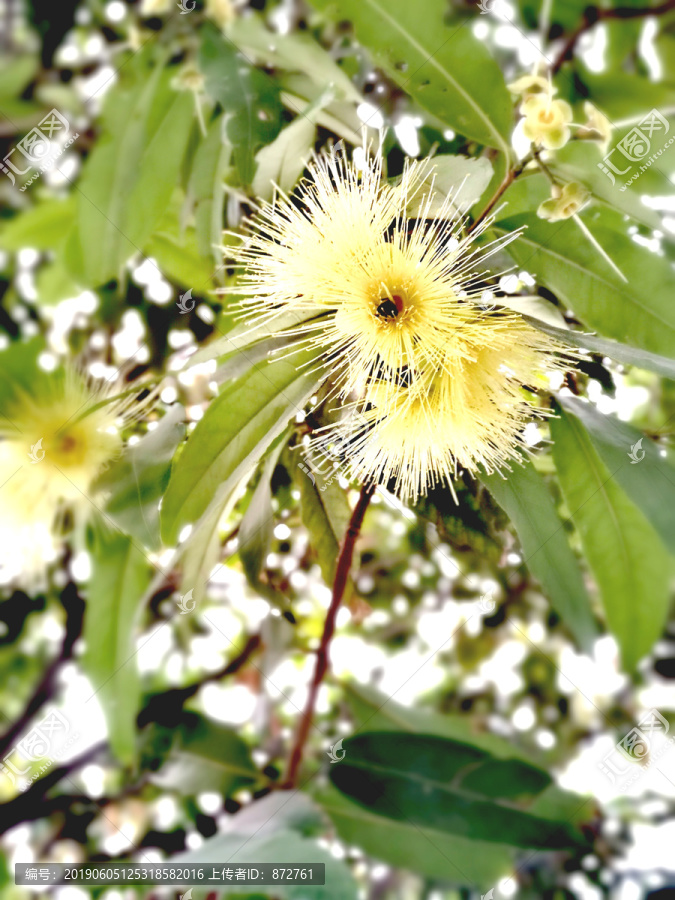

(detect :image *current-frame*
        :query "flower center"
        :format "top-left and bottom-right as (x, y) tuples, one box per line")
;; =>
(538, 108), (555, 125)
(376, 294), (404, 320)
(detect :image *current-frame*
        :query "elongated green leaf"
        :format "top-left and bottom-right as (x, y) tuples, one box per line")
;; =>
(0, 197), (76, 251)
(309, 0), (512, 153)
(161, 349), (325, 545)
(199, 23), (282, 185)
(559, 396), (675, 556)
(317, 785), (512, 889)
(523, 316), (675, 381)
(495, 204), (675, 358)
(296, 449), (352, 588)
(189, 113), (231, 266)
(402, 155), (493, 218)
(482, 460), (597, 649)
(83, 527), (152, 764)
(66, 51), (194, 286)
(97, 405), (186, 550)
(550, 407), (674, 671)
(330, 732), (585, 849)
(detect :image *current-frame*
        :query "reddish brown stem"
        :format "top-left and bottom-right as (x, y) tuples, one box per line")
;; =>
(551, 0), (675, 73)
(283, 482), (375, 788)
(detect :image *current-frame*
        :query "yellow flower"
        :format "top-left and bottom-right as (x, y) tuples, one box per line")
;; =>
(140, 0), (172, 15)
(235, 150), (519, 399)
(521, 95), (573, 150)
(537, 182), (590, 222)
(577, 101), (612, 152)
(0, 367), (146, 580)
(507, 75), (553, 99)
(315, 318), (565, 502)
(233, 145), (567, 501)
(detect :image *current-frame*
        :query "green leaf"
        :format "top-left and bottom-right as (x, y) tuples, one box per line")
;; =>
(199, 22), (283, 185)
(188, 114), (231, 266)
(330, 732), (586, 850)
(317, 785), (512, 889)
(559, 396), (675, 556)
(161, 348), (325, 545)
(252, 104), (321, 201)
(523, 315), (675, 381)
(96, 405), (186, 551)
(308, 0), (512, 153)
(482, 460), (597, 649)
(296, 449), (353, 588)
(229, 13), (362, 104)
(0, 197), (76, 251)
(402, 155), (493, 218)
(83, 527), (153, 764)
(144, 202), (214, 290)
(174, 794), (358, 900)
(66, 51), (195, 286)
(151, 714), (258, 795)
(550, 406), (674, 671)
(238, 431), (289, 584)
(494, 201), (675, 358)
(0, 54), (40, 101)
(35, 259), (81, 306)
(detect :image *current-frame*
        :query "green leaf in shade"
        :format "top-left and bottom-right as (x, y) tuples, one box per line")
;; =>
(199, 22), (282, 185)
(188, 113), (231, 265)
(296, 449), (353, 588)
(151, 713), (258, 795)
(96, 405), (186, 551)
(329, 732), (586, 850)
(65, 49), (194, 286)
(173, 793), (358, 900)
(161, 348), (325, 545)
(559, 395), (675, 556)
(238, 431), (289, 585)
(523, 315), (675, 381)
(308, 0), (512, 153)
(252, 101), (322, 201)
(550, 407), (674, 671)
(482, 460), (597, 649)
(494, 200), (675, 358)
(83, 526), (153, 764)
(0, 197), (76, 251)
(143, 205), (214, 290)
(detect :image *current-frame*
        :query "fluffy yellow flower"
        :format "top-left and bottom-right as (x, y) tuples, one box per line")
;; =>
(235, 150), (519, 400)
(521, 95), (573, 150)
(233, 145), (567, 502)
(0, 368), (144, 580)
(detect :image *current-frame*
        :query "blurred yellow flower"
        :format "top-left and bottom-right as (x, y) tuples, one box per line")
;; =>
(507, 75), (553, 98)
(537, 182), (590, 222)
(206, 0), (236, 27)
(521, 95), (573, 150)
(0, 368), (145, 579)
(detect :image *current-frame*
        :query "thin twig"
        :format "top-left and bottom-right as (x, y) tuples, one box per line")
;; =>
(283, 482), (375, 788)
(468, 153), (533, 235)
(551, 0), (675, 73)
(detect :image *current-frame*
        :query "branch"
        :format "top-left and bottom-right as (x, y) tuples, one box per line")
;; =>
(0, 583), (84, 758)
(283, 482), (375, 788)
(137, 633), (262, 728)
(468, 153), (533, 234)
(551, 0), (675, 74)
(0, 741), (107, 836)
